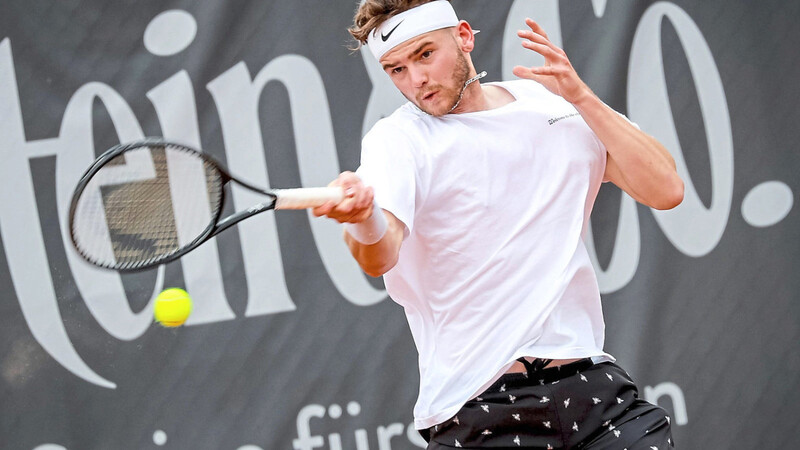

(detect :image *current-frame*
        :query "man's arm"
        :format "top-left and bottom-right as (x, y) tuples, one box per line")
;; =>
(512, 18), (684, 210)
(573, 96), (683, 210)
(343, 209), (404, 277)
(312, 171), (404, 277)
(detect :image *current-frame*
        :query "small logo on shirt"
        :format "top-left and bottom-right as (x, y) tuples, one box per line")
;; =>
(548, 112), (580, 125)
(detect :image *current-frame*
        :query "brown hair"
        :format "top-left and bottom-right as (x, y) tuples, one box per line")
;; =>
(348, 0), (449, 45)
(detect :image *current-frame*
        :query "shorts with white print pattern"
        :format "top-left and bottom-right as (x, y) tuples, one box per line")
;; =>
(421, 359), (674, 449)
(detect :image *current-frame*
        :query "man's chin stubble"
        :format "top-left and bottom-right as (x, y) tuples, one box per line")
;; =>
(416, 91), (459, 116)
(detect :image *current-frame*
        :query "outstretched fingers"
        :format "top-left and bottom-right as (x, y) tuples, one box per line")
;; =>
(512, 65), (539, 80)
(518, 19), (565, 53)
(525, 18), (553, 40)
(519, 39), (561, 59)
(514, 18), (570, 81)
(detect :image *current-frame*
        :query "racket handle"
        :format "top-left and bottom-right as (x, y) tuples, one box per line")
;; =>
(273, 187), (344, 210)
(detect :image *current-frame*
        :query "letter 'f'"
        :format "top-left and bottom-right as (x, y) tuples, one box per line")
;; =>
(293, 404), (325, 450)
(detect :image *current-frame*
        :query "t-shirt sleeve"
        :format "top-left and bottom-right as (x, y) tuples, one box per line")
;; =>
(355, 122), (419, 236)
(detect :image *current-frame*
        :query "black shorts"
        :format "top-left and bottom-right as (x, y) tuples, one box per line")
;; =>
(422, 359), (674, 449)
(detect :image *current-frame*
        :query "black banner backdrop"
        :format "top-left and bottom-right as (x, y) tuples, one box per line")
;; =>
(1, 1), (798, 449)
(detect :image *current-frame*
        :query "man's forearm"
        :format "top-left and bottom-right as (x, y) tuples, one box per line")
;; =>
(344, 209), (404, 277)
(573, 93), (683, 209)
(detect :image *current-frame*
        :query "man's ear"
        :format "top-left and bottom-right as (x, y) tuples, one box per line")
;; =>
(455, 20), (475, 52)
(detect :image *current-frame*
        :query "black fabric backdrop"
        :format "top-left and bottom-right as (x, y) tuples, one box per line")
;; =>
(1, 1), (798, 449)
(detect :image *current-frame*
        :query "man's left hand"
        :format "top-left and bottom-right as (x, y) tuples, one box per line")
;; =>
(512, 18), (593, 105)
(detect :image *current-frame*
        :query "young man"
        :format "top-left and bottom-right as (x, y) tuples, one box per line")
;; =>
(314, 1), (683, 448)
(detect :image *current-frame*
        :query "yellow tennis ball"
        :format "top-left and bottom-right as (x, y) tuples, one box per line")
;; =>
(153, 288), (192, 327)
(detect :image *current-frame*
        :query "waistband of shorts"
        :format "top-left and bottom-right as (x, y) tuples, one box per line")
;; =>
(489, 358), (596, 388)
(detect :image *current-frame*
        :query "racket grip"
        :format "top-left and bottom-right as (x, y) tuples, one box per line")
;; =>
(273, 187), (344, 210)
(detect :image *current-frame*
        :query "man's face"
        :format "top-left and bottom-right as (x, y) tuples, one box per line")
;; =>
(380, 28), (471, 116)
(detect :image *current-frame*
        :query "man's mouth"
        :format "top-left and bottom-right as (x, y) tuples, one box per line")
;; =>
(422, 91), (437, 102)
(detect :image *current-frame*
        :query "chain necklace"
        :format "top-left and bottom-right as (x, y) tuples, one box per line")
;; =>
(446, 70), (487, 114)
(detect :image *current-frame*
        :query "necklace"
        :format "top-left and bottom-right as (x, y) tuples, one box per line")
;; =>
(446, 70), (487, 114)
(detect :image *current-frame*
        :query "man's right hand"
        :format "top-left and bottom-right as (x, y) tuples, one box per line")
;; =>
(311, 171), (404, 277)
(312, 171), (374, 223)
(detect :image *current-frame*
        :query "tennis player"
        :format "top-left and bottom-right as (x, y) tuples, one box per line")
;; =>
(314, 1), (683, 448)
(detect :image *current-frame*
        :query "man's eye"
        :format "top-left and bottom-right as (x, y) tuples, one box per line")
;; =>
(421, 50), (433, 58)
(392, 67), (404, 74)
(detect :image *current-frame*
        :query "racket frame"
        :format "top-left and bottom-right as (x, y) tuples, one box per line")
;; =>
(68, 138), (281, 271)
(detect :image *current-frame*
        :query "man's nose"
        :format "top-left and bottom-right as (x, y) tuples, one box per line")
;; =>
(409, 66), (428, 88)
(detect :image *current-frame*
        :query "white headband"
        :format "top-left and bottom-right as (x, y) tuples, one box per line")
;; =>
(367, 0), (459, 61)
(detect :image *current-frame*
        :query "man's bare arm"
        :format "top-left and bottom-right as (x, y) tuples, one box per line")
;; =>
(344, 210), (404, 277)
(512, 18), (684, 210)
(573, 96), (683, 210)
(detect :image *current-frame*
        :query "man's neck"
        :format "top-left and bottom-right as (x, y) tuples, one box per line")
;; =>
(451, 81), (515, 114)
(449, 77), (486, 114)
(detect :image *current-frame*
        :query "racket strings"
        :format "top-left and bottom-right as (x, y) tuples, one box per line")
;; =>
(71, 145), (224, 269)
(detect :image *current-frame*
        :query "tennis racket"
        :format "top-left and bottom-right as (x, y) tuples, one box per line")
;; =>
(68, 138), (343, 271)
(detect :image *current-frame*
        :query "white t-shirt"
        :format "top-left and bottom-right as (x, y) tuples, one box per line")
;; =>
(357, 79), (615, 430)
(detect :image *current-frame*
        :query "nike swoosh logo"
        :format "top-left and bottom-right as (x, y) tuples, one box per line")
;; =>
(381, 20), (404, 42)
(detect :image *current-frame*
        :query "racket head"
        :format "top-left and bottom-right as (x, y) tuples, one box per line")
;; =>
(68, 139), (232, 271)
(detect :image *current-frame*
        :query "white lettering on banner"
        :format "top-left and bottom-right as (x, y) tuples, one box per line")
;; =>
(0, 38), (117, 388)
(380, 423), (407, 448)
(207, 57), (386, 312)
(0, 3), (789, 390)
(29, 412), (425, 450)
(292, 402), (424, 450)
(1, 30), (384, 386)
(359, 45), (409, 137)
(630, 2), (734, 257)
(293, 404), (325, 450)
(645, 382), (689, 426)
(147, 71), (236, 325)
(406, 425), (429, 448)
(585, 194), (642, 294)
(143, 10), (197, 57)
(55, 83), (152, 338)
(591, 0), (609, 18)
(503, 0), (562, 82)
(207, 62), (300, 317)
